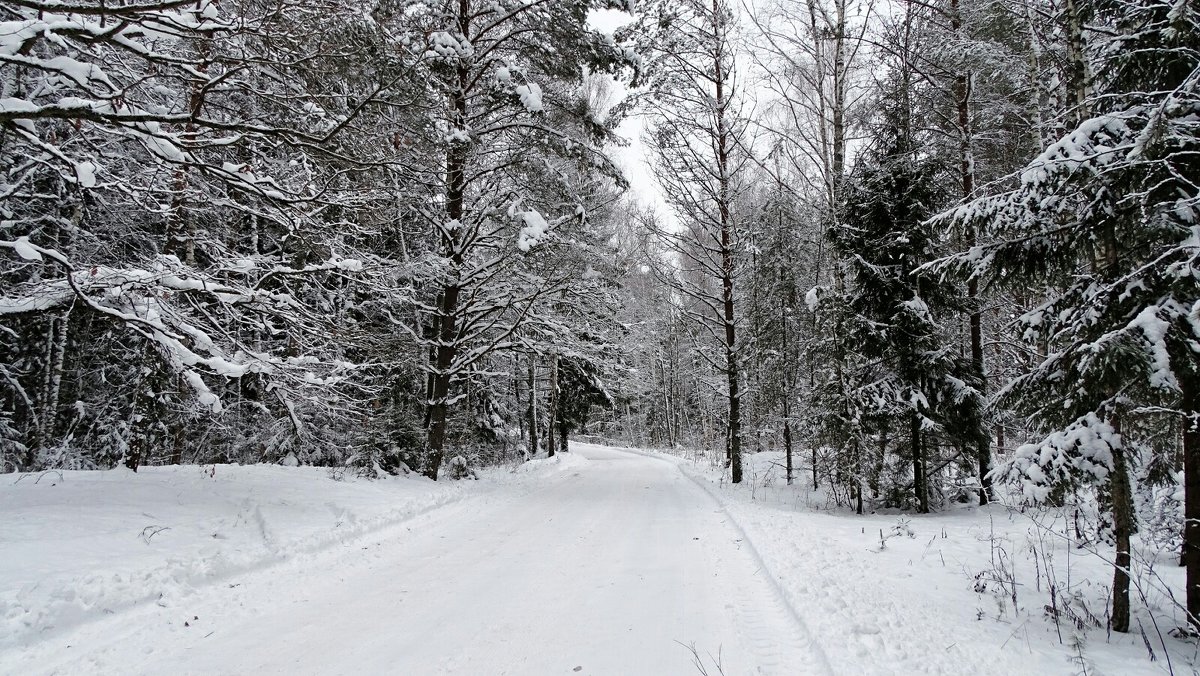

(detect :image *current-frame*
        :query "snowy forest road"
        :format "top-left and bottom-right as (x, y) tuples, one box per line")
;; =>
(21, 445), (830, 675)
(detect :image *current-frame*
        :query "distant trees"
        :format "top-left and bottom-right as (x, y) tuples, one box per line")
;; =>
(609, 0), (1195, 614)
(628, 0), (751, 482)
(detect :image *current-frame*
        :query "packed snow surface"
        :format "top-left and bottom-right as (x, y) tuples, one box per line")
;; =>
(0, 444), (1183, 674)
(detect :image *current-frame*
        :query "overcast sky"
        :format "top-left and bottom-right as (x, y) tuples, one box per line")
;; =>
(587, 9), (674, 227)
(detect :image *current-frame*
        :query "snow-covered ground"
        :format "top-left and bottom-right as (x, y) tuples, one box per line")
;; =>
(0, 462), (482, 655)
(2, 448), (825, 675)
(624, 444), (1190, 675)
(1, 444), (1190, 674)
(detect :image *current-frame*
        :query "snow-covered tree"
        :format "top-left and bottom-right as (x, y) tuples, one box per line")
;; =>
(393, 0), (631, 478)
(931, 0), (1200, 631)
(625, 0), (751, 482)
(0, 0), (410, 469)
(818, 85), (986, 512)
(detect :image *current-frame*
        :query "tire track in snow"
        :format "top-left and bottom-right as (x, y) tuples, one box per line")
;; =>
(675, 458), (837, 676)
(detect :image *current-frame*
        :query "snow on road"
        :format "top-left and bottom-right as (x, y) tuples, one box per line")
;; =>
(2, 445), (828, 675)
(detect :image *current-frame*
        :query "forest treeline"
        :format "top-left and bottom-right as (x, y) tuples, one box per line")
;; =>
(1, 0), (637, 476)
(1, 0), (1197, 634)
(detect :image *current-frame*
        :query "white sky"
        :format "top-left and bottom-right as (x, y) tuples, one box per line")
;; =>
(587, 9), (674, 227)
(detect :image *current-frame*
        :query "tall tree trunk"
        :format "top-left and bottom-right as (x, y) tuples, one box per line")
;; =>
(712, 0), (742, 484)
(546, 355), (559, 457)
(165, 25), (212, 267)
(723, 295), (741, 485)
(422, 24), (472, 479)
(528, 356), (538, 457)
(1110, 417), (1133, 633)
(780, 283), (794, 486)
(831, 0), (846, 180)
(1182, 380), (1200, 630)
(37, 315), (60, 457)
(1022, 0), (1050, 149)
(1063, 0), (1092, 126)
(949, 0), (989, 506)
(424, 283), (459, 479)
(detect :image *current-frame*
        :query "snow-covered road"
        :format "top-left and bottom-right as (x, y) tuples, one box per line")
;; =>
(9, 445), (828, 675)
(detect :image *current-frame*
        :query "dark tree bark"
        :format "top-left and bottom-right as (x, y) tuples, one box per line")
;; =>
(421, 19), (471, 479)
(1183, 381), (1200, 630)
(515, 354), (525, 443)
(528, 356), (538, 457)
(1110, 420), (1133, 633)
(712, 0), (742, 485)
(854, 447), (863, 515)
(812, 447), (819, 490)
(546, 355), (559, 457)
(912, 412), (928, 513)
(783, 414), (794, 486)
(949, 0), (990, 506)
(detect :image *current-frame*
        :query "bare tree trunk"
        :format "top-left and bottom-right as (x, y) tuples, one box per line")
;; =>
(854, 439), (863, 515)
(1063, 0), (1092, 126)
(780, 277), (794, 486)
(165, 24), (212, 267)
(912, 412), (928, 513)
(812, 448), (819, 489)
(1183, 382), (1200, 629)
(37, 316), (59, 457)
(831, 0), (846, 180)
(1110, 417), (1133, 633)
(424, 285), (459, 479)
(713, 0), (742, 484)
(784, 409), (794, 486)
(546, 355), (559, 457)
(528, 356), (538, 456)
(515, 354), (525, 443)
(1023, 0), (1050, 149)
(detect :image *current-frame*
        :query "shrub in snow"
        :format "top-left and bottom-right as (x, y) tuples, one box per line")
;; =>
(444, 455), (477, 480)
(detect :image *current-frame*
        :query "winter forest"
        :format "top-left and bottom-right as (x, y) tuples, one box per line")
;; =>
(1, 0), (1199, 672)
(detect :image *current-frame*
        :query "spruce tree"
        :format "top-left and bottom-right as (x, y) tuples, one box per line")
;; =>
(932, 0), (1200, 631)
(816, 90), (984, 513)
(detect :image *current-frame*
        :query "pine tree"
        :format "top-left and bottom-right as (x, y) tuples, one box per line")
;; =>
(811, 83), (985, 513)
(400, 0), (630, 478)
(626, 0), (750, 483)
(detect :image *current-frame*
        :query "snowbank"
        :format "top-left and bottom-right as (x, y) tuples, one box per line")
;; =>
(507, 451), (590, 478)
(623, 445), (1184, 675)
(0, 464), (470, 650)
